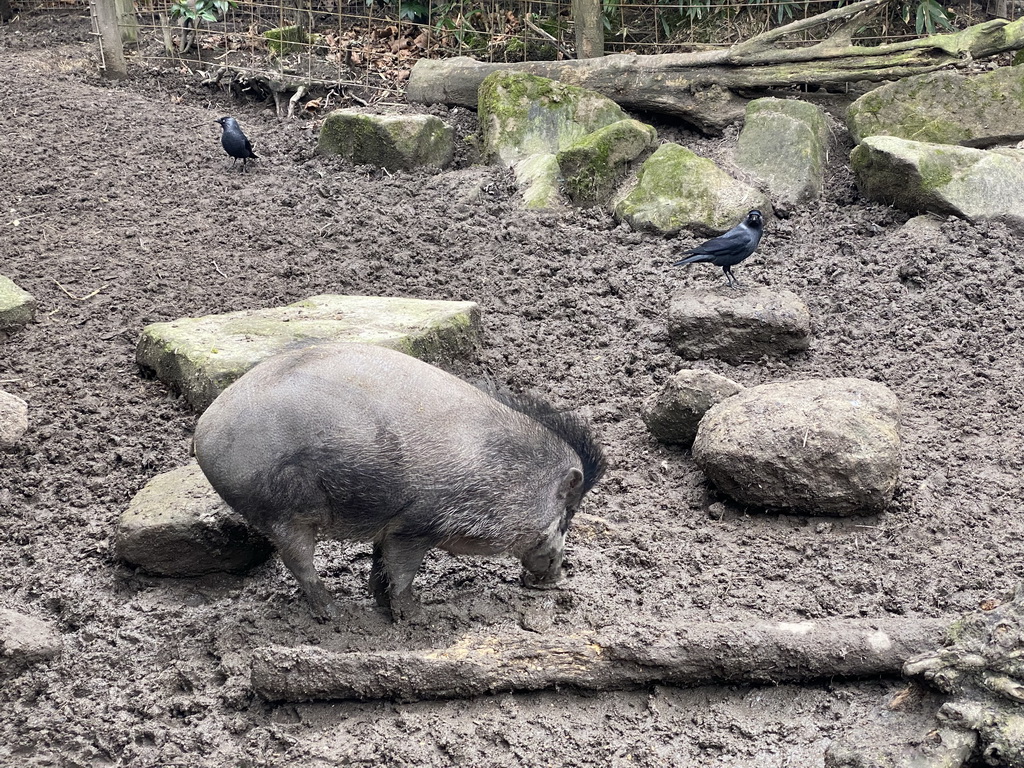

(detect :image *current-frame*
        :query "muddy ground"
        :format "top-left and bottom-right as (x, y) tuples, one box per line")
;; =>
(1, 10), (1022, 767)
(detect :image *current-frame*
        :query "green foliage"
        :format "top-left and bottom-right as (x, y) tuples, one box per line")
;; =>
(909, 0), (953, 35)
(169, 0), (236, 24)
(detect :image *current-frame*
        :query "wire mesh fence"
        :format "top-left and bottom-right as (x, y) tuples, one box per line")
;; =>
(12, 0), (1018, 105)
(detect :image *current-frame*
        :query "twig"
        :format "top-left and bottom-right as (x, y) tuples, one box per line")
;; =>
(525, 13), (574, 60)
(213, 262), (228, 278)
(52, 279), (107, 301)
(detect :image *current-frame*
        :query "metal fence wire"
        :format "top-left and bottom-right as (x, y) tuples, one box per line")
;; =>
(22, 0), (1017, 106)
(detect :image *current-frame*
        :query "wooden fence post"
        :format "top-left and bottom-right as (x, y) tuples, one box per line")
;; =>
(115, 0), (138, 44)
(572, 0), (604, 59)
(92, 0), (128, 78)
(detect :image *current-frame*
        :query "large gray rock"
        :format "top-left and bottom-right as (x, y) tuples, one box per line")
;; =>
(317, 110), (454, 172)
(693, 378), (902, 516)
(0, 608), (60, 678)
(136, 294), (480, 412)
(116, 463), (272, 577)
(614, 143), (771, 236)
(851, 136), (1024, 230)
(0, 389), (28, 451)
(478, 71), (630, 209)
(642, 369), (744, 447)
(847, 66), (1024, 148)
(0, 275), (35, 333)
(735, 98), (829, 213)
(668, 287), (810, 362)
(557, 119), (657, 207)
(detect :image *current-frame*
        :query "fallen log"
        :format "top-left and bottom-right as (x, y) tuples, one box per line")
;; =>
(407, 0), (1024, 133)
(251, 616), (950, 702)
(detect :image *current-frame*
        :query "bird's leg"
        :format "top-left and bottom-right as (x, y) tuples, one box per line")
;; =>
(724, 266), (740, 288)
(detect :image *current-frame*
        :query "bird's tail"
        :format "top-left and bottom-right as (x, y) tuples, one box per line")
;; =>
(672, 253), (713, 266)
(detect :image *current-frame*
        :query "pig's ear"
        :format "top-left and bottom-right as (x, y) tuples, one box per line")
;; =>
(559, 468), (585, 499)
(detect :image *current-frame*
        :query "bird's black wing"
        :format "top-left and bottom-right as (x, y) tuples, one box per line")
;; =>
(686, 226), (753, 258)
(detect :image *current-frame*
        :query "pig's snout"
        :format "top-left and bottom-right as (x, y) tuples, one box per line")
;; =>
(518, 522), (566, 589)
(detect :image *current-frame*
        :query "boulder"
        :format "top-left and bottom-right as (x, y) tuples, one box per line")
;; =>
(693, 378), (902, 516)
(135, 294), (480, 412)
(735, 98), (829, 213)
(0, 275), (35, 333)
(0, 608), (60, 678)
(851, 136), (1024, 230)
(847, 66), (1024, 148)
(263, 25), (313, 56)
(478, 71), (629, 208)
(317, 111), (454, 172)
(0, 389), (28, 451)
(115, 463), (272, 577)
(668, 287), (810, 362)
(642, 369), (744, 447)
(614, 143), (771, 236)
(557, 119), (658, 207)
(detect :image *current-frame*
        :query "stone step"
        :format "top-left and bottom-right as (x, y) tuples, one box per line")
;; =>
(136, 294), (481, 412)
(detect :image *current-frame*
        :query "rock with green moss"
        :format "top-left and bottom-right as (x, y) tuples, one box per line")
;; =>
(557, 119), (657, 207)
(317, 110), (454, 172)
(0, 275), (35, 334)
(613, 143), (771, 236)
(852, 136), (1024, 229)
(136, 294), (481, 412)
(478, 71), (631, 208)
(735, 98), (828, 214)
(847, 67), (1024, 147)
(263, 25), (312, 56)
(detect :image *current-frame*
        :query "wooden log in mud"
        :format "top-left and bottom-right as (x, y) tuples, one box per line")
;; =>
(251, 617), (950, 702)
(407, 0), (1024, 133)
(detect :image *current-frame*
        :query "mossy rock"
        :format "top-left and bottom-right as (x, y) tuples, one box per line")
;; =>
(478, 71), (628, 167)
(0, 275), (36, 333)
(263, 25), (312, 56)
(851, 135), (1024, 229)
(318, 111), (454, 172)
(136, 294), (481, 412)
(613, 143), (771, 236)
(735, 98), (828, 213)
(557, 119), (658, 207)
(847, 67), (1024, 147)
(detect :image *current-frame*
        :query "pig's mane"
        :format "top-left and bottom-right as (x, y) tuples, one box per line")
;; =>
(488, 390), (607, 494)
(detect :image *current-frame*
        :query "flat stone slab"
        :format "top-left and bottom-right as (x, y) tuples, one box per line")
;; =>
(0, 608), (60, 678)
(668, 287), (811, 362)
(0, 275), (36, 333)
(115, 463), (272, 577)
(136, 294), (481, 412)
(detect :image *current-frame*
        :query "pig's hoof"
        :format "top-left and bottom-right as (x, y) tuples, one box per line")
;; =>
(520, 570), (564, 590)
(308, 599), (341, 623)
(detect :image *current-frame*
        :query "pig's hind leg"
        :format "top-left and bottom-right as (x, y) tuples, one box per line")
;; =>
(271, 518), (339, 621)
(369, 533), (432, 621)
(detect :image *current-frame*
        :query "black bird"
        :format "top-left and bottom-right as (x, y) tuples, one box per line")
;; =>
(672, 209), (764, 288)
(215, 116), (257, 172)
